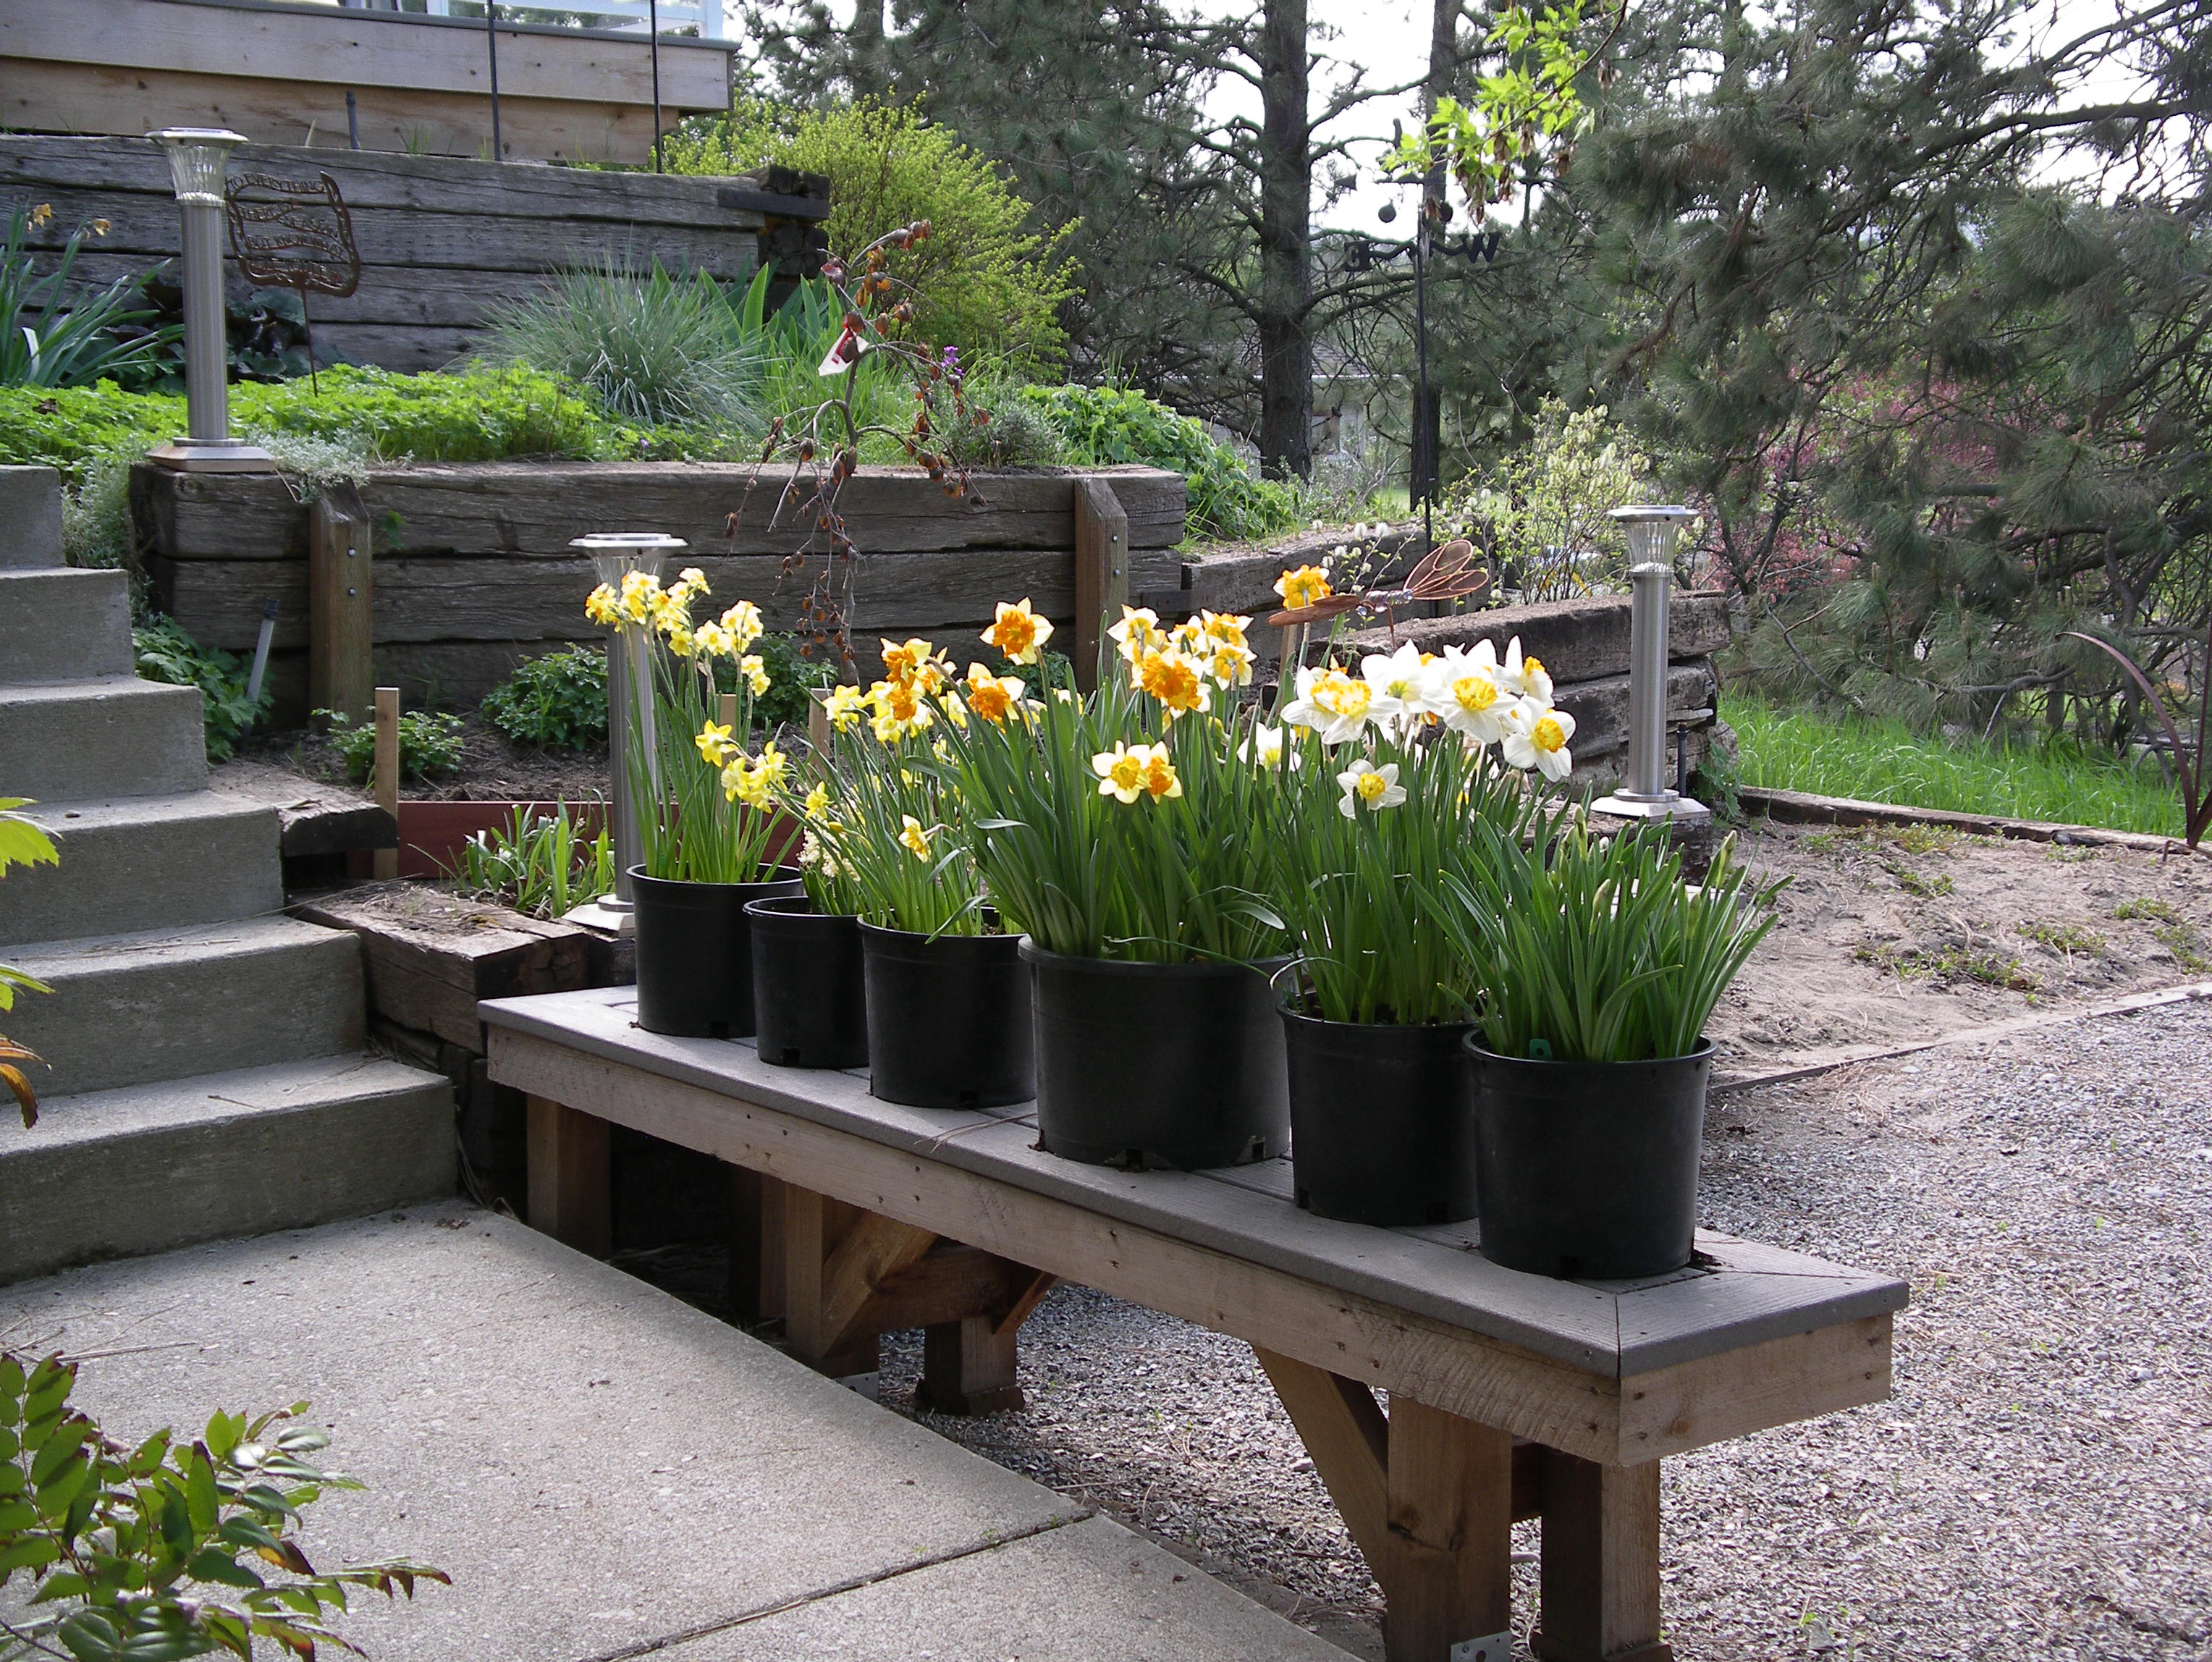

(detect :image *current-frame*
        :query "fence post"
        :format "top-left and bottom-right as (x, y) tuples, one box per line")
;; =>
(308, 486), (373, 724)
(1073, 478), (1129, 694)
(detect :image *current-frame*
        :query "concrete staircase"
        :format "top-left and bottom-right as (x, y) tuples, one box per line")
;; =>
(0, 465), (455, 1283)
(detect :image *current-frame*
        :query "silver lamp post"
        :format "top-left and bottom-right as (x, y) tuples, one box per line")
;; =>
(1591, 505), (1710, 824)
(144, 129), (275, 475)
(572, 533), (684, 914)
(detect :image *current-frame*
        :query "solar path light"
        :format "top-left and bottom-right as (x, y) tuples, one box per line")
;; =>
(144, 129), (275, 474)
(1590, 505), (1710, 824)
(573, 533), (683, 911)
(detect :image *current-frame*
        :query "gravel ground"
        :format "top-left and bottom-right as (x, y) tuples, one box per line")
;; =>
(862, 1001), (2212, 1661)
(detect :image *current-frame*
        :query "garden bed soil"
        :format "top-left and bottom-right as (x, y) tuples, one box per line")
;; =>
(237, 716), (617, 806)
(1705, 817), (2212, 1084)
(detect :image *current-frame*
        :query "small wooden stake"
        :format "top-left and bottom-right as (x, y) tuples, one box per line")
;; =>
(371, 686), (400, 880)
(719, 691), (738, 732)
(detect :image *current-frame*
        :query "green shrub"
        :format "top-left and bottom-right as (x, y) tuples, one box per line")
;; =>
(132, 616), (269, 763)
(479, 261), (759, 430)
(939, 372), (1069, 469)
(1015, 384), (1304, 542)
(482, 647), (609, 751)
(319, 707), (467, 788)
(751, 631), (841, 731)
(662, 98), (1074, 367)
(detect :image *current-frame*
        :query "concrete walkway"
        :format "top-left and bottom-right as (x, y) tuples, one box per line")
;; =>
(0, 1202), (1349, 1662)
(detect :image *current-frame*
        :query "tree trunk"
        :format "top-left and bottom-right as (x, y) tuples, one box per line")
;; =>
(1406, 0), (1460, 507)
(848, 0), (890, 98)
(1257, 0), (1313, 480)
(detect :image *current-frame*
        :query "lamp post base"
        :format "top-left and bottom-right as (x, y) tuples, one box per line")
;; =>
(1590, 790), (1713, 824)
(146, 439), (279, 474)
(561, 897), (636, 937)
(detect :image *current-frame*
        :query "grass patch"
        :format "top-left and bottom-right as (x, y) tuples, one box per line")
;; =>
(2112, 897), (2184, 924)
(1730, 699), (2185, 838)
(1887, 863), (1954, 898)
(1854, 941), (2043, 992)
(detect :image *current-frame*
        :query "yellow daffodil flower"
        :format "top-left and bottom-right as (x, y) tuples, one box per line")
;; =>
(1273, 565), (1332, 609)
(1092, 741), (1180, 804)
(980, 597), (1054, 665)
(695, 720), (738, 767)
(740, 654), (771, 697)
(961, 661), (1025, 724)
(898, 814), (934, 861)
(1135, 648), (1211, 719)
(1107, 605), (1164, 662)
(824, 683), (866, 732)
(584, 583), (620, 625)
(720, 601), (765, 654)
(803, 782), (832, 822)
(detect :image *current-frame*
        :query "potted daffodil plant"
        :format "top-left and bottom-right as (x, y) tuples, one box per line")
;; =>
(1264, 633), (1577, 1225)
(777, 634), (1034, 1108)
(942, 599), (1294, 1170)
(1445, 822), (1782, 1278)
(584, 568), (798, 1038)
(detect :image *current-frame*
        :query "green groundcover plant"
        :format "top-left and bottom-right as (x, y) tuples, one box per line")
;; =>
(318, 709), (466, 789)
(134, 618), (269, 765)
(481, 649), (609, 752)
(0, 1349), (445, 1662)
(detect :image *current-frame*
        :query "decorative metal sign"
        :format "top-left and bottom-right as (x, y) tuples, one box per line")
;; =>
(224, 169), (361, 385)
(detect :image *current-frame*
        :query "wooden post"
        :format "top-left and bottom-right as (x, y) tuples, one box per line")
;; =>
(371, 685), (400, 880)
(1257, 1349), (1516, 1662)
(727, 1165), (786, 1325)
(1072, 478), (1129, 693)
(1385, 1400), (1515, 1662)
(807, 688), (832, 760)
(1534, 1451), (1672, 1662)
(308, 486), (373, 725)
(524, 1094), (610, 1257)
(719, 691), (738, 732)
(918, 1317), (1023, 1415)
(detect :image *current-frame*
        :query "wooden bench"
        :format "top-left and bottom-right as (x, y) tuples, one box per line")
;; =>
(485, 986), (1907, 1662)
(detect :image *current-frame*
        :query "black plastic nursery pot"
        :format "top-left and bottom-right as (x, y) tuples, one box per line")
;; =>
(1280, 1006), (1477, 1226)
(859, 920), (1034, 1110)
(1025, 943), (1290, 1170)
(745, 896), (869, 1069)
(1464, 1037), (1715, 1280)
(630, 866), (803, 1039)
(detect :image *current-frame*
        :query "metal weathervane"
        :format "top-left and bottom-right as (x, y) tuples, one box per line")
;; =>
(224, 169), (361, 390)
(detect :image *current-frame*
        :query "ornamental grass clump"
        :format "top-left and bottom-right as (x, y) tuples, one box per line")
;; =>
(780, 636), (994, 936)
(585, 568), (790, 884)
(1265, 633), (1580, 1024)
(940, 599), (1286, 963)
(1445, 824), (1784, 1063)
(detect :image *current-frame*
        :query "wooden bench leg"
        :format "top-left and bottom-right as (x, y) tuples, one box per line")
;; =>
(917, 1265), (1052, 1415)
(525, 1094), (609, 1258)
(1534, 1451), (1671, 1662)
(1256, 1348), (1514, 1662)
(784, 1186), (936, 1378)
(727, 1166), (787, 1325)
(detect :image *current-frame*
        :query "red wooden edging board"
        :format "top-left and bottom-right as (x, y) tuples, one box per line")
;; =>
(350, 800), (798, 881)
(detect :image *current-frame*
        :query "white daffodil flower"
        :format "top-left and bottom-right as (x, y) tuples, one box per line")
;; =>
(1335, 758), (1407, 817)
(1501, 696), (1576, 782)
(1427, 642), (1510, 746)
(1497, 637), (1555, 704)
(1239, 723), (1301, 770)
(1279, 663), (1376, 746)
(1359, 641), (1436, 740)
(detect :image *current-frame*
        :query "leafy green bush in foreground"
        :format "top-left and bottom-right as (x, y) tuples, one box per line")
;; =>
(482, 647), (609, 751)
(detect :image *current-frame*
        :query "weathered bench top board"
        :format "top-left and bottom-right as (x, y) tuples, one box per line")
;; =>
(484, 987), (1905, 1456)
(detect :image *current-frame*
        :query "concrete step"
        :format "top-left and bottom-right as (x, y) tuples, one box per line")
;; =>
(4, 916), (363, 1097)
(0, 675), (206, 801)
(0, 568), (135, 683)
(0, 1056), (455, 1283)
(0, 790), (282, 948)
(0, 467), (63, 570)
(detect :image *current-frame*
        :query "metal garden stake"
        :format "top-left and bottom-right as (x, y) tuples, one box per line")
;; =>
(145, 128), (274, 474)
(1592, 505), (1710, 824)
